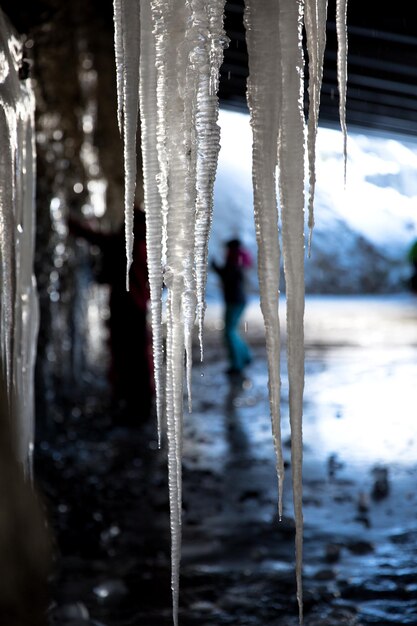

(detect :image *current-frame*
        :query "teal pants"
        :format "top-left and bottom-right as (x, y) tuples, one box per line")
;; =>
(224, 303), (252, 372)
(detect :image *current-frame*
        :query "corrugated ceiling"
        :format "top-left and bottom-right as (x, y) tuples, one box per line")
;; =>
(220, 1), (417, 137)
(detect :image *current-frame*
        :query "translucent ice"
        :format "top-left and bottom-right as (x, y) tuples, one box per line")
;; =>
(0, 10), (38, 474)
(113, 0), (140, 287)
(336, 0), (348, 181)
(305, 0), (328, 248)
(277, 1), (306, 620)
(244, 0), (284, 519)
(137, 2), (227, 623)
(113, 1), (349, 623)
(139, 0), (164, 442)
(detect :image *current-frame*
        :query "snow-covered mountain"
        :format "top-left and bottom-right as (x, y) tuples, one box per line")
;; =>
(207, 109), (417, 296)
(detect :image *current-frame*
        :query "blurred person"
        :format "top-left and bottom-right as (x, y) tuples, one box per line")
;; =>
(211, 238), (252, 375)
(69, 207), (154, 424)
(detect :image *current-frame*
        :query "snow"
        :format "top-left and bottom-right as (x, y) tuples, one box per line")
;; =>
(0, 10), (38, 473)
(209, 113), (417, 296)
(315, 128), (417, 263)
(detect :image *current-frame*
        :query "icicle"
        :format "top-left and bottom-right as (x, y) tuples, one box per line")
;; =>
(179, 2), (199, 413)
(194, 1), (227, 358)
(119, 0), (141, 287)
(151, 0), (171, 261)
(13, 84), (39, 474)
(141, 2), (186, 616)
(244, 0), (284, 519)
(151, 1), (191, 621)
(183, 287), (197, 413)
(163, 3), (196, 618)
(0, 12), (38, 474)
(164, 272), (183, 626)
(139, 0), (165, 444)
(305, 0), (328, 252)
(0, 106), (15, 400)
(113, 0), (124, 134)
(336, 0), (348, 183)
(278, 0), (306, 622)
(142, 0), (227, 618)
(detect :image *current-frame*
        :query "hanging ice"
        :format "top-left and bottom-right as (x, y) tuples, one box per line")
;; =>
(113, 0), (124, 134)
(113, 0), (348, 623)
(116, 1), (226, 623)
(336, 0), (348, 180)
(245, 0), (306, 619)
(193, 1), (227, 357)
(0, 10), (38, 475)
(277, 1), (306, 619)
(244, 0), (284, 519)
(113, 0), (141, 287)
(138, 0), (164, 442)
(305, 0), (328, 248)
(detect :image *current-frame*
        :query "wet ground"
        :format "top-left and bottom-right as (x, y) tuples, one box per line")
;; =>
(36, 295), (417, 626)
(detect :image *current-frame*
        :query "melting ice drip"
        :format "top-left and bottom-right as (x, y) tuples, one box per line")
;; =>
(113, 0), (348, 623)
(0, 11), (38, 476)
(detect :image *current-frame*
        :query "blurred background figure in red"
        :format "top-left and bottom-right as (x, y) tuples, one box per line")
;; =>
(69, 207), (154, 425)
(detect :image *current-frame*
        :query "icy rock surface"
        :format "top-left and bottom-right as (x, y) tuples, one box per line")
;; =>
(0, 10), (38, 473)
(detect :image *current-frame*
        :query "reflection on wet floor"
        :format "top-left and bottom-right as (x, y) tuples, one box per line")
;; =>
(40, 296), (417, 625)
(186, 296), (417, 624)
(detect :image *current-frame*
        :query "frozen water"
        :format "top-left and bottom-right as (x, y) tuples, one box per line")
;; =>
(277, 2), (306, 619)
(305, 0), (328, 248)
(113, 0), (141, 287)
(131, 1), (227, 622)
(336, 0), (348, 180)
(139, 0), (164, 443)
(0, 10), (38, 473)
(113, 1), (349, 623)
(244, 0), (284, 522)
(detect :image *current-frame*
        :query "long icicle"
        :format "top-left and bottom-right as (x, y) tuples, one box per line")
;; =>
(113, 0), (124, 134)
(139, 0), (165, 444)
(166, 279), (183, 626)
(194, 0), (227, 358)
(244, 0), (285, 519)
(120, 0), (141, 287)
(336, 0), (348, 182)
(151, 0), (170, 251)
(305, 0), (328, 251)
(163, 1), (195, 621)
(181, 0), (199, 414)
(278, 0), (306, 621)
(148, 1), (188, 620)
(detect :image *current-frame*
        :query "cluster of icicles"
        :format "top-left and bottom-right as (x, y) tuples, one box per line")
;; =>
(113, 0), (347, 623)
